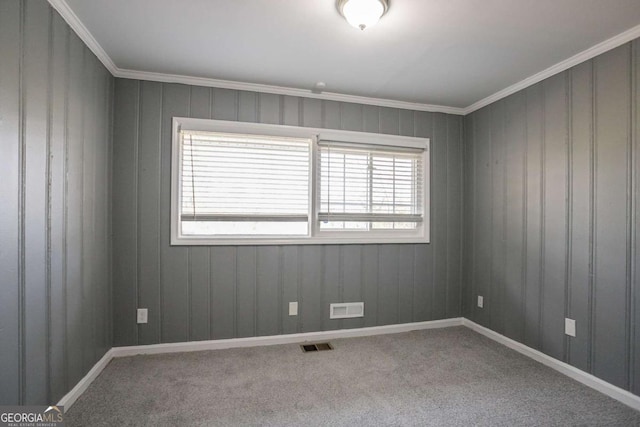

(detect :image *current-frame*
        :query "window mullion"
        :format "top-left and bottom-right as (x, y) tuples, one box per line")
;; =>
(310, 136), (318, 238)
(368, 152), (373, 231)
(189, 134), (197, 220)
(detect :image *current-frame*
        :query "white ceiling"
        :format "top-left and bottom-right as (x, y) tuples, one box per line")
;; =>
(61, 0), (640, 111)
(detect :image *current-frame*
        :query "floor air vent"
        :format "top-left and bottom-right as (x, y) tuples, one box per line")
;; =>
(301, 342), (333, 352)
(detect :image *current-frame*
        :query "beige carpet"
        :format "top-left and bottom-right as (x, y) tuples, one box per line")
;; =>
(66, 327), (640, 426)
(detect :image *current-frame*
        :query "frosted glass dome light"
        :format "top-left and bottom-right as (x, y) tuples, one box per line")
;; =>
(338, 0), (389, 31)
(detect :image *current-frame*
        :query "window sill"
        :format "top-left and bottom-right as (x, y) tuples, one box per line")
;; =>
(171, 236), (430, 246)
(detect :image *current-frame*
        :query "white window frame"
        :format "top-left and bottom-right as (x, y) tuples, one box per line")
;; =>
(171, 117), (430, 245)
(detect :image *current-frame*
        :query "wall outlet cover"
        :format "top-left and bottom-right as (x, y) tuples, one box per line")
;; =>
(289, 302), (298, 316)
(477, 296), (484, 308)
(137, 308), (148, 324)
(565, 318), (576, 337)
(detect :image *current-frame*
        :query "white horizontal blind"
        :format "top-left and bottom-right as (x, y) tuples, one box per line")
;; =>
(318, 141), (423, 230)
(180, 131), (310, 236)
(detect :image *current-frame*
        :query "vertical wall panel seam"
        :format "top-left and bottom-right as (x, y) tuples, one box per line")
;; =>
(630, 39), (638, 392)
(186, 87), (192, 341)
(157, 84), (164, 343)
(235, 91), (240, 121)
(105, 73), (112, 351)
(278, 247), (284, 335)
(158, 83), (164, 343)
(134, 81), (141, 344)
(444, 116), (450, 317)
(361, 246), (367, 321)
(539, 86), (546, 351)
(252, 91), (262, 123)
(462, 116), (467, 316)
(339, 246), (344, 330)
(626, 43), (635, 390)
(472, 115), (478, 320)
(411, 246), (416, 320)
(297, 247), (302, 332)
(320, 247), (326, 329)
(256, 92), (260, 123)
(589, 59), (598, 373)
(62, 22), (70, 394)
(412, 111), (417, 137)
(431, 113), (436, 319)
(91, 58), (99, 364)
(105, 73), (113, 351)
(207, 88), (213, 340)
(107, 76), (115, 349)
(18, 0), (25, 404)
(502, 103), (507, 333)
(45, 6), (54, 403)
(522, 92), (529, 340)
(410, 245), (415, 319)
(233, 248), (238, 337)
(468, 115), (473, 317)
(488, 105), (494, 329)
(629, 40), (640, 391)
(458, 117), (464, 317)
(395, 247), (400, 323)
(79, 46), (86, 372)
(565, 70), (574, 364)
(253, 247), (258, 336)
(376, 246), (381, 323)
(279, 95), (284, 126)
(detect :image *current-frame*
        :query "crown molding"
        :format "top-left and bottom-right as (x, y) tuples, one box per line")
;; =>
(114, 67), (466, 115)
(463, 22), (640, 114)
(49, 0), (640, 117)
(48, 0), (118, 74)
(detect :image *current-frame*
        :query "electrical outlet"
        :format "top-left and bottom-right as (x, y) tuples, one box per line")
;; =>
(137, 308), (148, 324)
(565, 318), (576, 337)
(289, 302), (298, 316)
(477, 296), (484, 308)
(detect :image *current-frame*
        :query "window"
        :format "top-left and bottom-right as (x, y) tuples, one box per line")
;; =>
(180, 131), (311, 237)
(171, 118), (429, 245)
(318, 141), (424, 232)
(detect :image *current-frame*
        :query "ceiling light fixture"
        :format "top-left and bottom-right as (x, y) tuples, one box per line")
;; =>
(338, 0), (389, 31)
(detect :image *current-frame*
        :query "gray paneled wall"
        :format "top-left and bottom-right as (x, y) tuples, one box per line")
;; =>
(0, 0), (113, 405)
(11, 0), (639, 407)
(112, 80), (464, 346)
(462, 41), (640, 395)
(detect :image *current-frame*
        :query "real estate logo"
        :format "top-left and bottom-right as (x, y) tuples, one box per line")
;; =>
(0, 406), (64, 427)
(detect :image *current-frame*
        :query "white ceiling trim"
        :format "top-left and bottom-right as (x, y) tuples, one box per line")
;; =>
(115, 68), (465, 115)
(463, 23), (640, 114)
(48, 0), (118, 74)
(49, 0), (640, 117)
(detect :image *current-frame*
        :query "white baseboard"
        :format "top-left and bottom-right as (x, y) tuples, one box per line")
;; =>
(110, 318), (464, 358)
(57, 317), (640, 414)
(57, 348), (115, 412)
(462, 318), (640, 412)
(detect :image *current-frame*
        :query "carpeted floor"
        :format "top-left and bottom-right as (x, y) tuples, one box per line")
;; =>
(66, 327), (640, 426)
